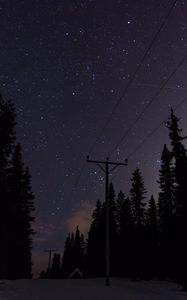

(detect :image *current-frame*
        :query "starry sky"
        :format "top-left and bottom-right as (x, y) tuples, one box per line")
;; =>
(0, 0), (187, 276)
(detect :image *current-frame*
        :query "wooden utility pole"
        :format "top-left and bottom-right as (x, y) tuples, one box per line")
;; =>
(44, 249), (57, 277)
(87, 156), (128, 286)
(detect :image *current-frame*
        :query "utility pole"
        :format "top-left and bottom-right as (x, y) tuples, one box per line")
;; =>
(44, 249), (57, 277)
(87, 156), (128, 286)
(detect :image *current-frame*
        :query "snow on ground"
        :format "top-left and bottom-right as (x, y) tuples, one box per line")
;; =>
(0, 278), (187, 300)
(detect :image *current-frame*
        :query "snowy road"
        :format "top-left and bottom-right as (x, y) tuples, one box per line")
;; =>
(0, 278), (187, 300)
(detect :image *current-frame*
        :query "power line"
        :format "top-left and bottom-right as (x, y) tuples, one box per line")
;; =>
(111, 96), (187, 182)
(68, 160), (87, 204)
(109, 53), (187, 156)
(127, 96), (187, 159)
(112, 97), (187, 181)
(87, 0), (178, 156)
(70, 0), (178, 200)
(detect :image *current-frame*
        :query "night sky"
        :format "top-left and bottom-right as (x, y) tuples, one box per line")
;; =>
(0, 0), (187, 276)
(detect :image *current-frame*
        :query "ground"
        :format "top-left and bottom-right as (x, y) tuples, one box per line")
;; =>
(0, 278), (187, 300)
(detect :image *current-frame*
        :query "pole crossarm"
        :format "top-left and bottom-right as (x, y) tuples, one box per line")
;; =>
(87, 155), (128, 168)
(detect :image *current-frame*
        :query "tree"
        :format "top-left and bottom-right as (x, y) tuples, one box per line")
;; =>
(7, 144), (35, 278)
(85, 200), (105, 278)
(108, 183), (118, 276)
(158, 144), (174, 278)
(129, 168), (146, 279)
(0, 94), (35, 279)
(73, 226), (85, 272)
(145, 195), (158, 278)
(61, 233), (75, 278)
(50, 253), (61, 278)
(158, 145), (174, 231)
(0, 95), (17, 278)
(167, 108), (187, 216)
(61, 228), (85, 278)
(167, 109), (187, 287)
(130, 168), (146, 228)
(116, 191), (133, 277)
(0, 94), (16, 174)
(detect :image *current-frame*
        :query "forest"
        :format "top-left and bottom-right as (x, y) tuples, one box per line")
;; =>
(0, 93), (187, 290)
(40, 106), (187, 290)
(0, 94), (35, 279)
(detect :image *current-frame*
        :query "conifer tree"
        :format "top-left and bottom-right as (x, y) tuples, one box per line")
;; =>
(130, 168), (146, 228)
(167, 108), (187, 215)
(145, 195), (158, 278)
(167, 109), (187, 287)
(0, 95), (16, 278)
(116, 191), (133, 277)
(73, 226), (85, 272)
(50, 253), (61, 278)
(0, 95), (35, 279)
(158, 144), (174, 278)
(107, 183), (118, 276)
(158, 144), (174, 231)
(129, 168), (146, 279)
(85, 200), (105, 277)
(61, 233), (75, 278)
(61, 228), (85, 278)
(8, 144), (35, 278)
(0, 94), (16, 173)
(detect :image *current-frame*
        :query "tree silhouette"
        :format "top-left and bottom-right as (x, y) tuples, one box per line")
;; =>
(0, 94), (35, 279)
(167, 109), (187, 287)
(61, 233), (75, 278)
(158, 144), (174, 278)
(73, 226), (85, 272)
(145, 195), (158, 278)
(130, 168), (146, 229)
(50, 253), (61, 278)
(116, 191), (133, 277)
(129, 168), (146, 279)
(61, 228), (85, 278)
(85, 200), (105, 278)
(107, 183), (118, 276)
(0, 95), (17, 279)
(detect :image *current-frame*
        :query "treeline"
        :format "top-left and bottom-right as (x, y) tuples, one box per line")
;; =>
(0, 95), (35, 279)
(41, 226), (85, 279)
(42, 109), (187, 289)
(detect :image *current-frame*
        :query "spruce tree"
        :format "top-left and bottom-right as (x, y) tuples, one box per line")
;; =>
(8, 144), (35, 278)
(61, 233), (75, 278)
(116, 191), (133, 277)
(167, 109), (187, 287)
(145, 195), (158, 278)
(129, 168), (146, 279)
(0, 95), (35, 279)
(50, 253), (61, 278)
(61, 228), (85, 278)
(130, 168), (146, 228)
(107, 183), (118, 276)
(158, 144), (174, 231)
(0, 94), (16, 173)
(0, 95), (16, 278)
(85, 200), (105, 277)
(167, 108), (187, 216)
(158, 144), (174, 278)
(73, 226), (85, 272)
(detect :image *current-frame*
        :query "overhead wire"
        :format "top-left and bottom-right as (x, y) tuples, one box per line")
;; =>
(87, 0), (178, 157)
(69, 0), (179, 198)
(109, 53), (187, 156)
(127, 96), (187, 159)
(111, 96), (187, 180)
